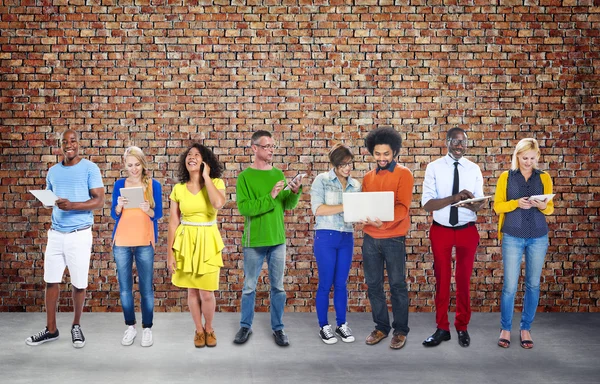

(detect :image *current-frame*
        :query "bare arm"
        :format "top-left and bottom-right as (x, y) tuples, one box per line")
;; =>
(166, 200), (181, 273)
(55, 187), (105, 211)
(315, 204), (344, 216)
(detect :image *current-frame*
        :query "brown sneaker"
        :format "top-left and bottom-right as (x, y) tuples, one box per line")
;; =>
(390, 333), (407, 349)
(365, 329), (388, 345)
(205, 330), (217, 347)
(194, 330), (205, 348)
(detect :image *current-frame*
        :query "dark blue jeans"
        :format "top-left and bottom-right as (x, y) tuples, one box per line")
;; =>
(362, 234), (410, 336)
(314, 230), (354, 328)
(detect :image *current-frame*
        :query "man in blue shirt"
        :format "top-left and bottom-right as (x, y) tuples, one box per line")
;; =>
(26, 130), (104, 348)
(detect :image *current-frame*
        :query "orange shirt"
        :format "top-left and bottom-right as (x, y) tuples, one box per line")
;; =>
(362, 163), (414, 238)
(114, 208), (154, 247)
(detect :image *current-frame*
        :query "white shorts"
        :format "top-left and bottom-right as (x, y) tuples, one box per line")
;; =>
(44, 228), (93, 289)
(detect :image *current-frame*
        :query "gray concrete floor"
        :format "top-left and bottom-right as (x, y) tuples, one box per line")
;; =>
(1, 312), (598, 384)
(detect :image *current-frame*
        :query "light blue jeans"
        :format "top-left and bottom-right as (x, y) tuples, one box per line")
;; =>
(113, 245), (155, 328)
(240, 244), (286, 331)
(500, 234), (549, 331)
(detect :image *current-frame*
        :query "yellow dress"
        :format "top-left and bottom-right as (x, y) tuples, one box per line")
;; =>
(169, 180), (225, 291)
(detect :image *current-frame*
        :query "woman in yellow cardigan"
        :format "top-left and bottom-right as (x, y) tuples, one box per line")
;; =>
(493, 138), (554, 350)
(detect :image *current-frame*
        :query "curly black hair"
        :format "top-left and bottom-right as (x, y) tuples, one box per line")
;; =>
(177, 142), (224, 183)
(365, 126), (402, 156)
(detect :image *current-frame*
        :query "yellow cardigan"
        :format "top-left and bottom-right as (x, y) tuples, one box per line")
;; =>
(493, 170), (554, 241)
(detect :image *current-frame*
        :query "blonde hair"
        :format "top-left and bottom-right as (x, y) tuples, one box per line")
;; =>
(511, 138), (540, 171)
(123, 146), (155, 209)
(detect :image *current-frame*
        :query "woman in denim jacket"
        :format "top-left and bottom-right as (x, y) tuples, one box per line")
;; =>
(310, 143), (361, 344)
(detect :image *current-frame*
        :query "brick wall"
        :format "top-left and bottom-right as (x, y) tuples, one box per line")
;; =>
(1, 1), (598, 314)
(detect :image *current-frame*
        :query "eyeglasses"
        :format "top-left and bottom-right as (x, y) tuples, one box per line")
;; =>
(254, 144), (277, 151)
(448, 139), (468, 147)
(338, 162), (353, 169)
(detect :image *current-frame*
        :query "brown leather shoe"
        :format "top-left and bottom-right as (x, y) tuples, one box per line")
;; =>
(194, 330), (205, 348)
(205, 330), (217, 347)
(365, 329), (388, 345)
(390, 333), (407, 349)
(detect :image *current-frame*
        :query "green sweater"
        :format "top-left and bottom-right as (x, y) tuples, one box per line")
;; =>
(236, 167), (301, 247)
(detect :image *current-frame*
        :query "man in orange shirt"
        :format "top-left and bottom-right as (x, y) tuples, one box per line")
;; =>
(361, 126), (414, 350)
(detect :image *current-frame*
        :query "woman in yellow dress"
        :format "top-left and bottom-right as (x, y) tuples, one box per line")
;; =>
(167, 143), (226, 348)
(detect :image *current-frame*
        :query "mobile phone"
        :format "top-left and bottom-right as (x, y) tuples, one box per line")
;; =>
(283, 173), (306, 190)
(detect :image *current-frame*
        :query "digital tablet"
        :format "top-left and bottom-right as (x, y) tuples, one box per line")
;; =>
(342, 192), (394, 222)
(529, 193), (555, 202)
(120, 187), (145, 209)
(30, 190), (59, 206)
(451, 195), (492, 207)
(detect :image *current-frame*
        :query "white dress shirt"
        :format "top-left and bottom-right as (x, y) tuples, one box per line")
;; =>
(421, 154), (484, 226)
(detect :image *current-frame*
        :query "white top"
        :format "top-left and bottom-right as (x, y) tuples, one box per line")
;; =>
(421, 154), (484, 226)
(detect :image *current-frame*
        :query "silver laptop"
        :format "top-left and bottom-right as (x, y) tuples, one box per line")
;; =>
(342, 192), (395, 223)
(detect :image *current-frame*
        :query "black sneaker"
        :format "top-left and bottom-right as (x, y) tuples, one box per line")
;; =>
(273, 329), (289, 347)
(26, 327), (59, 346)
(71, 324), (86, 348)
(319, 324), (338, 345)
(335, 322), (356, 343)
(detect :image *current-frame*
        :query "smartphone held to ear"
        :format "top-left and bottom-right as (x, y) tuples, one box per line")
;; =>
(283, 173), (307, 191)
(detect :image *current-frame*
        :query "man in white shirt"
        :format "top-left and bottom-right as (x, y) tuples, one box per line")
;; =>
(421, 127), (486, 348)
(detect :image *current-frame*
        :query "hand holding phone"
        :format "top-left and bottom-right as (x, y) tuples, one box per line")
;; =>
(283, 173), (306, 191)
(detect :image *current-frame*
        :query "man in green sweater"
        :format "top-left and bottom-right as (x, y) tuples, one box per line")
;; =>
(233, 130), (303, 347)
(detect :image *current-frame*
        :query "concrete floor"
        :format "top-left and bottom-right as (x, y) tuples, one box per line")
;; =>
(1, 312), (598, 384)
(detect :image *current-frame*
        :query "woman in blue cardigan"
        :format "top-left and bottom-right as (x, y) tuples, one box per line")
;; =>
(111, 146), (162, 347)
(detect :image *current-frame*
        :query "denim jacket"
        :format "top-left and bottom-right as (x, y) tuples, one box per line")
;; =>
(310, 169), (361, 233)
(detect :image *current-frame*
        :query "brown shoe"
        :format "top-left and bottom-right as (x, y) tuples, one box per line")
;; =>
(205, 330), (217, 347)
(390, 333), (407, 349)
(194, 330), (205, 348)
(365, 329), (388, 345)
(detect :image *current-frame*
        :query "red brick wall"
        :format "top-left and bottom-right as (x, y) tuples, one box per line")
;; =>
(1, 1), (598, 313)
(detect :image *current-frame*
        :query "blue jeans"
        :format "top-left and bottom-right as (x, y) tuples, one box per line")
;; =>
(240, 244), (286, 331)
(113, 245), (155, 328)
(500, 234), (549, 331)
(362, 234), (410, 336)
(314, 230), (354, 328)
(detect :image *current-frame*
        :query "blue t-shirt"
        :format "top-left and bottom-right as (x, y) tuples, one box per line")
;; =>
(47, 159), (104, 232)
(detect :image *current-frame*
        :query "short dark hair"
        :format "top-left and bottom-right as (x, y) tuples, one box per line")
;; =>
(446, 127), (467, 140)
(365, 125), (402, 156)
(177, 143), (224, 183)
(328, 143), (353, 167)
(59, 129), (79, 142)
(251, 130), (272, 144)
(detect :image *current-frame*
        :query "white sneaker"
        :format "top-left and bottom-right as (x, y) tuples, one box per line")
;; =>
(335, 323), (355, 343)
(141, 328), (153, 347)
(121, 326), (137, 346)
(319, 324), (338, 345)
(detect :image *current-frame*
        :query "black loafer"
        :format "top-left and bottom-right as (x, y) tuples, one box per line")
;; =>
(457, 330), (470, 347)
(273, 329), (289, 347)
(233, 327), (252, 344)
(422, 328), (451, 347)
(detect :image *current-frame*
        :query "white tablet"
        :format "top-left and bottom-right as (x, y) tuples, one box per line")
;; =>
(529, 193), (555, 202)
(451, 196), (492, 207)
(120, 187), (145, 209)
(342, 192), (394, 223)
(30, 189), (59, 206)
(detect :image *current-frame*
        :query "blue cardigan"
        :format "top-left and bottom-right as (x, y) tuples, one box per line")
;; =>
(111, 178), (163, 243)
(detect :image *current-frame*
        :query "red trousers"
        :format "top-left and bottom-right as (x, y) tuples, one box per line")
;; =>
(429, 223), (480, 331)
